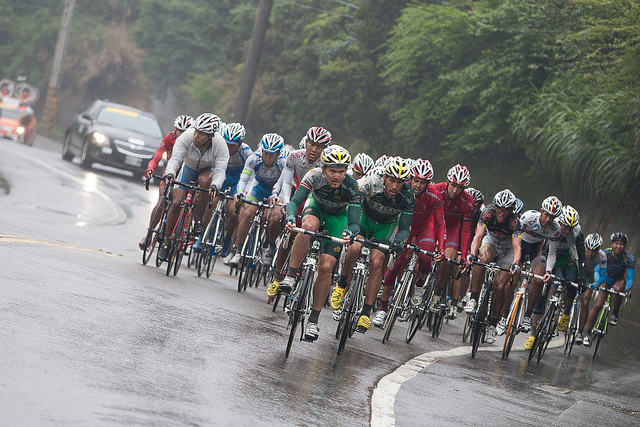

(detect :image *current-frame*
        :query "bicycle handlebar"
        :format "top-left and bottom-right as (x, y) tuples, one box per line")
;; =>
(403, 243), (460, 265)
(291, 227), (344, 245)
(352, 236), (390, 252)
(594, 286), (628, 297)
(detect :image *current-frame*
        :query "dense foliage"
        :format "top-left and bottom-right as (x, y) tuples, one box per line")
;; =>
(2, 0), (639, 211)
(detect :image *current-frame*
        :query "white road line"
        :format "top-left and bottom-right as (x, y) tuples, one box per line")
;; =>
(371, 338), (565, 427)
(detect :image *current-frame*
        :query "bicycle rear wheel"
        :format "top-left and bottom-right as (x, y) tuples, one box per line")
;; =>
(382, 275), (409, 343)
(142, 207), (164, 265)
(502, 293), (523, 360)
(591, 331), (603, 359)
(462, 313), (471, 343)
(537, 306), (558, 362)
(564, 300), (580, 356)
(528, 308), (550, 362)
(405, 307), (422, 343)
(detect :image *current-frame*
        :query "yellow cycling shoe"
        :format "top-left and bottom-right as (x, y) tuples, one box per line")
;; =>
(524, 335), (536, 350)
(357, 315), (371, 331)
(557, 314), (570, 332)
(330, 286), (346, 310)
(266, 280), (280, 298)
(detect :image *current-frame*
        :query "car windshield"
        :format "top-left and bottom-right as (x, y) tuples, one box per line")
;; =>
(0, 108), (25, 120)
(97, 106), (163, 138)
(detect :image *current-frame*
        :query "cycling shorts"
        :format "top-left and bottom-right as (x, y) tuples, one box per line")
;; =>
(245, 180), (273, 202)
(176, 165), (212, 190)
(444, 222), (461, 251)
(358, 212), (397, 255)
(221, 175), (240, 194)
(479, 234), (513, 268)
(521, 240), (546, 267)
(302, 194), (347, 260)
(551, 252), (578, 298)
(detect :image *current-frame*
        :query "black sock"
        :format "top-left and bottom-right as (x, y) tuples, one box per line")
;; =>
(338, 275), (348, 289)
(380, 300), (389, 312)
(613, 310), (619, 317)
(287, 267), (300, 278)
(451, 299), (458, 307)
(363, 304), (373, 317)
(471, 291), (480, 301)
(309, 309), (320, 324)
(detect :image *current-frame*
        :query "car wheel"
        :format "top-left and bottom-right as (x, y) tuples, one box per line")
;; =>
(62, 133), (74, 161)
(80, 139), (93, 168)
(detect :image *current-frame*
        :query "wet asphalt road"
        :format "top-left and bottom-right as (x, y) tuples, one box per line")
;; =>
(1, 137), (639, 426)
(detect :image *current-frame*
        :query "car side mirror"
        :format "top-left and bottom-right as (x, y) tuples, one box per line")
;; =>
(81, 113), (92, 121)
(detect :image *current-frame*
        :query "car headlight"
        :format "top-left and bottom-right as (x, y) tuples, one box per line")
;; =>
(16, 126), (25, 135)
(92, 132), (107, 144)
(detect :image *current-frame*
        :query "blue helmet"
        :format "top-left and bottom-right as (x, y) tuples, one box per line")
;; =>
(260, 133), (284, 153)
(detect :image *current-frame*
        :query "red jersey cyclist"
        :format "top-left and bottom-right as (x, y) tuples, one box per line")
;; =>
(138, 114), (193, 250)
(431, 164), (476, 314)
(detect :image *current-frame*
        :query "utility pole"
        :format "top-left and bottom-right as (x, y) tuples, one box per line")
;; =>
(42, 0), (76, 129)
(233, 0), (274, 123)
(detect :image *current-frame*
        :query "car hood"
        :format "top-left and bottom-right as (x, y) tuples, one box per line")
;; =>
(94, 123), (162, 150)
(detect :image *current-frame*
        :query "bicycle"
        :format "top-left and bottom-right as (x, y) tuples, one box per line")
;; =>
(589, 286), (628, 359)
(469, 261), (510, 358)
(501, 262), (543, 359)
(234, 198), (271, 293)
(563, 282), (585, 356)
(284, 227), (343, 357)
(528, 277), (576, 363)
(429, 259), (461, 339)
(197, 190), (234, 279)
(403, 246), (438, 343)
(335, 237), (389, 353)
(141, 174), (172, 267)
(269, 230), (292, 313)
(164, 181), (211, 277)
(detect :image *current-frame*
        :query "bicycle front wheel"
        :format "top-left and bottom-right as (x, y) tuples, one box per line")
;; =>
(471, 288), (489, 358)
(537, 306), (558, 362)
(502, 293), (523, 360)
(382, 274), (409, 343)
(564, 300), (580, 356)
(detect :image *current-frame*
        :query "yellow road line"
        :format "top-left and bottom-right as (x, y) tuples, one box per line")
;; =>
(0, 234), (122, 257)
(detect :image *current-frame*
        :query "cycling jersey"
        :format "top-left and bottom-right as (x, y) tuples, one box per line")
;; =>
(478, 206), (522, 242)
(432, 182), (475, 257)
(271, 149), (321, 203)
(603, 248), (635, 290)
(165, 128), (229, 190)
(586, 249), (607, 283)
(147, 131), (177, 172)
(546, 225), (587, 280)
(410, 184), (446, 246)
(287, 169), (362, 258)
(236, 152), (286, 196)
(222, 142), (253, 190)
(519, 210), (561, 244)
(358, 174), (414, 244)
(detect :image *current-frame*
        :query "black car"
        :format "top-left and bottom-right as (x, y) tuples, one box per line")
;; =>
(63, 100), (164, 177)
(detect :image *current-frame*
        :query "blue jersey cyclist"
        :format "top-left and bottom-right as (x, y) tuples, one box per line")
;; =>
(230, 133), (286, 267)
(210, 123), (253, 258)
(576, 233), (607, 345)
(583, 232), (634, 344)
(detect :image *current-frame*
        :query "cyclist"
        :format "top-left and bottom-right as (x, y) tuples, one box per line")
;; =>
(331, 157), (413, 332)
(195, 122), (252, 256)
(517, 196), (563, 350)
(266, 127), (332, 297)
(280, 145), (361, 341)
(349, 152), (375, 180)
(544, 206), (587, 334)
(229, 133), (286, 267)
(432, 164), (476, 314)
(466, 189), (522, 343)
(514, 198), (524, 218)
(576, 233), (607, 344)
(583, 232), (635, 345)
(139, 114), (193, 250)
(158, 113), (229, 261)
(458, 187), (485, 311)
(373, 158), (445, 327)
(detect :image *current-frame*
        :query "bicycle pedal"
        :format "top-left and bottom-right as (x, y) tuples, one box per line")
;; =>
(332, 310), (342, 321)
